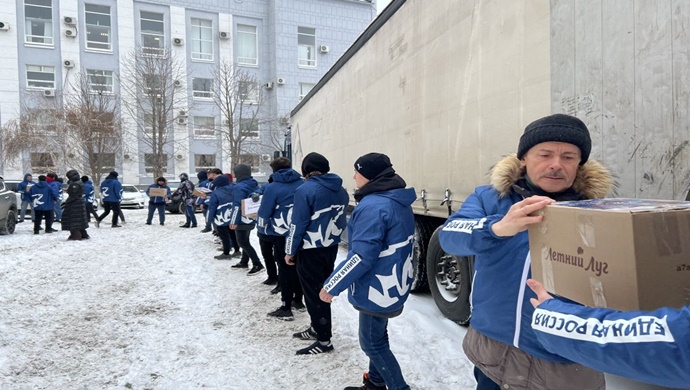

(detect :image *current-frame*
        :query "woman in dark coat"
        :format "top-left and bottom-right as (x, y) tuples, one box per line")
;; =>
(62, 169), (90, 240)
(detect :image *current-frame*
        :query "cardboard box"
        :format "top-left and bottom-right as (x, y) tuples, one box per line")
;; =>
(529, 199), (690, 311)
(241, 195), (262, 219)
(193, 187), (211, 199)
(148, 188), (167, 197)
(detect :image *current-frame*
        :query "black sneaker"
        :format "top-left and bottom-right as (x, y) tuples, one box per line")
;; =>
(270, 286), (281, 295)
(200, 227), (212, 233)
(179, 224), (190, 228)
(112, 224), (122, 228)
(231, 262), (249, 269)
(214, 254), (232, 260)
(343, 373), (387, 390)
(247, 265), (264, 275)
(296, 341), (333, 355)
(292, 327), (317, 341)
(292, 300), (306, 312)
(267, 307), (294, 321)
(45, 228), (58, 233)
(262, 277), (278, 285)
(160, 223), (164, 226)
(145, 221), (152, 225)
(230, 251), (242, 258)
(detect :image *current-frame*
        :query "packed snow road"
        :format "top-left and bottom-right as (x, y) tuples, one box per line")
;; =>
(0, 209), (672, 389)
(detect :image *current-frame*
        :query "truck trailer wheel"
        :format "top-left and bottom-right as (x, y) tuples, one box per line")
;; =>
(410, 216), (435, 292)
(426, 227), (472, 325)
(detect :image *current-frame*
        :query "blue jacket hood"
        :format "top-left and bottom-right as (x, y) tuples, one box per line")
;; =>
(212, 174), (230, 188)
(310, 173), (343, 192)
(376, 188), (416, 208)
(23, 173), (33, 181)
(272, 168), (302, 183)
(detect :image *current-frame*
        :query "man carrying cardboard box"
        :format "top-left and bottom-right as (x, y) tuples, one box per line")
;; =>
(439, 114), (615, 390)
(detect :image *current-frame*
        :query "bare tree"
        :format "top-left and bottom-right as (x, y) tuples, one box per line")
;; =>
(118, 46), (188, 178)
(212, 60), (272, 169)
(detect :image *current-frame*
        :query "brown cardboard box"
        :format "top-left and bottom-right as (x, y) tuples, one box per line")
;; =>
(193, 187), (211, 199)
(529, 199), (690, 311)
(241, 195), (261, 219)
(148, 188), (167, 197)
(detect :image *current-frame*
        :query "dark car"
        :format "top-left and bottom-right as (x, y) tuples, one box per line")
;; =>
(0, 177), (18, 234)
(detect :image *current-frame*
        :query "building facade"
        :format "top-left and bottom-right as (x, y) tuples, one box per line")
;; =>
(0, 0), (375, 184)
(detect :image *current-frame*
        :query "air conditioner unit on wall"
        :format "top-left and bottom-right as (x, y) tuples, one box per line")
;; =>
(63, 16), (76, 25)
(178, 110), (188, 117)
(63, 60), (75, 68)
(176, 154), (184, 160)
(65, 28), (77, 38)
(319, 45), (329, 53)
(177, 117), (187, 125)
(265, 82), (274, 90)
(174, 80), (182, 87)
(0, 22), (9, 31)
(173, 37), (184, 46)
(43, 89), (55, 97)
(261, 154), (271, 162)
(219, 31), (229, 39)
(276, 77), (285, 85)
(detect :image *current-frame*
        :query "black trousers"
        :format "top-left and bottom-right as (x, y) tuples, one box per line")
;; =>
(98, 201), (121, 226)
(235, 228), (262, 267)
(34, 209), (53, 233)
(258, 232), (278, 279)
(296, 245), (338, 342)
(85, 202), (99, 221)
(217, 225), (234, 255)
(272, 235), (303, 306)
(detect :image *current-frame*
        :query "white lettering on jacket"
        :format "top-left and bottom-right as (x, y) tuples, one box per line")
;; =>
(532, 309), (675, 344)
(324, 254), (362, 292)
(443, 218), (487, 234)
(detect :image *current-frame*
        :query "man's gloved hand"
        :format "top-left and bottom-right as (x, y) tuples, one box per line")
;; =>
(251, 193), (260, 202)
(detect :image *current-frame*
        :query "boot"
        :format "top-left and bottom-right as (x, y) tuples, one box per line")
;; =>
(179, 223), (191, 228)
(80, 230), (90, 239)
(343, 373), (387, 390)
(67, 230), (82, 241)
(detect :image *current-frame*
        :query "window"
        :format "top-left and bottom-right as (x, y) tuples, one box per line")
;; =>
(143, 113), (155, 135)
(24, 0), (53, 45)
(238, 81), (258, 102)
(144, 153), (168, 173)
(33, 109), (57, 133)
(298, 27), (316, 67)
(236, 24), (257, 66)
(193, 116), (215, 138)
(26, 65), (55, 89)
(92, 153), (115, 171)
(144, 74), (163, 96)
(30, 152), (55, 173)
(240, 119), (258, 138)
(194, 154), (216, 172)
(140, 11), (164, 55)
(192, 78), (212, 99)
(85, 4), (111, 50)
(191, 18), (213, 61)
(86, 69), (113, 93)
(90, 112), (114, 133)
(299, 82), (315, 100)
(239, 154), (260, 173)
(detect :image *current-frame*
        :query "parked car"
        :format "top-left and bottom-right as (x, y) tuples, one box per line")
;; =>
(119, 185), (148, 209)
(0, 177), (18, 234)
(2, 179), (24, 206)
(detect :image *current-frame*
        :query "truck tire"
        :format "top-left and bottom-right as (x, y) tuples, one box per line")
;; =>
(426, 226), (472, 325)
(0, 210), (17, 235)
(411, 216), (436, 292)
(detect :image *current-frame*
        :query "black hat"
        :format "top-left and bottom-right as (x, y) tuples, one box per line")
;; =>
(81, 175), (89, 183)
(233, 164), (252, 181)
(301, 152), (330, 177)
(517, 114), (592, 165)
(156, 177), (166, 183)
(354, 153), (394, 180)
(211, 174), (230, 188)
(109, 170), (119, 178)
(197, 171), (208, 181)
(66, 169), (80, 182)
(38, 175), (47, 182)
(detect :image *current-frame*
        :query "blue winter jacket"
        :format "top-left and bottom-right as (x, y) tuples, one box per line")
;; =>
(229, 177), (258, 227)
(83, 180), (96, 204)
(146, 184), (171, 204)
(324, 187), (416, 316)
(196, 179), (210, 206)
(206, 175), (235, 228)
(17, 174), (35, 202)
(100, 178), (123, 202)
(286, 173), (349, 256)
(257, 169), (303, 237)
(532, 300), (690, 389)
(30, 181), (59, 211)
(439, 185), (570, 363)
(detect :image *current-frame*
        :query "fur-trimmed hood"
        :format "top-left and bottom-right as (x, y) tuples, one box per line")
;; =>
(490, 154), (615, 199)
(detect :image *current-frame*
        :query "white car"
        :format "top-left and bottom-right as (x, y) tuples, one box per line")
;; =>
(119, 185), (148, 209)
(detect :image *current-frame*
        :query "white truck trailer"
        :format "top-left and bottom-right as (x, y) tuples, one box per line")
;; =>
(289, 0), (690, 325)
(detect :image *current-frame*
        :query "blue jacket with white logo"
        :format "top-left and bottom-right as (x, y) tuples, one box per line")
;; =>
(207, 175), (235, 227)
(229, 177), (258, 227)
(17, 174), (35, 202)
(83, 180), (96, 204)
(286, 173), (349, 256)
(257, 169), (303, 237)
(30, 181), (59, 211)
(323, 187), (416, 316)
(196, 179), (210, 206)
(100, 178), (123, 202)
(146, 184), (171, 204)
(532, 300), (690, 389)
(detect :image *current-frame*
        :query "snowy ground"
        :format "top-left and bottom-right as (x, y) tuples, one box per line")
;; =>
(0, 209), (674, 389)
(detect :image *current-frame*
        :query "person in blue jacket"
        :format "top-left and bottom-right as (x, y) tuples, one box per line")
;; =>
(321, 153), (415, 390)
(30, 175), (59, 234)
(206, 174), (237, 260)
(196, 171), (211, 228)
(145, 177), (171, 226)
(229, 164), (264, 275)
(438, 114), (615, 390)
(81, 175), (99, 226)
(97, 171), (123, 228)
(46, 173), (63, 222)
(527, 278), (690, 390)
(285, 152), (349, 355)
(259, 157), (305, 321)
(16, 173), (35, 223)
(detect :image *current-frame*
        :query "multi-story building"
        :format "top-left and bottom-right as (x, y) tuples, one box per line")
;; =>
(0, 0), (375, 184)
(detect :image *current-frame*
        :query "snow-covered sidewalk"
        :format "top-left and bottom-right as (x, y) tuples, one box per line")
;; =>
(0, 209), (671, 389)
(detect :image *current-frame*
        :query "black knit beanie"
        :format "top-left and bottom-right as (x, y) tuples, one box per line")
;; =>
(354, 153), (394, 180)
(38, 175), (47, 182)
(156, 177), (166, 183)
(81, 175), (89, 183)
(517, 114), (592, 165)
(301, 152), (330, 177)
(233, 164), (252, 181)
(109, 171), (118, 178)
(197, 171), (208, 181)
